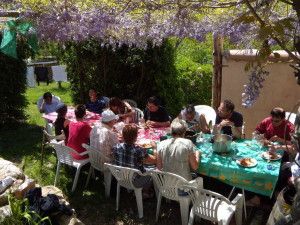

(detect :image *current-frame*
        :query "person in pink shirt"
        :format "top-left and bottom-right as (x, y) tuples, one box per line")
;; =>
(67, 104), (92, 160)
(255, 107), (295, 145)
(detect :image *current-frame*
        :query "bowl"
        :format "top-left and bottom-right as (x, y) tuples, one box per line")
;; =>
(212, 134), (232, 153)
(185, 130), (197, 143)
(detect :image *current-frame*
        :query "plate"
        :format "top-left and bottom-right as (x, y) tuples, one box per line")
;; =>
(236, 158), (257, 168)
(261, 151), (282, 161)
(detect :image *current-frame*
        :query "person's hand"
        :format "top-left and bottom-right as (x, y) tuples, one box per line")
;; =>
(150, 141), (157, 149)
(219, 119), (234, 128)
(269, 135), (281, 142)
(268, 144), (277, 154)
(146, 120), (155, 128)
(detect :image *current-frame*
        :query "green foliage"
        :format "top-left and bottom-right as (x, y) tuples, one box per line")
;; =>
(0, 34), (30, 126)
(0, 194), (51, 225)
(59, 39), (184, 117)
(173, 38), (213, 107)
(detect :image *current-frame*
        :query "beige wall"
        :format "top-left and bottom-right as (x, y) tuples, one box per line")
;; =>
(221, 59), (300, 138)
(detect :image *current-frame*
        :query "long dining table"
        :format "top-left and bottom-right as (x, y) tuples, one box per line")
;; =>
(42, 107), (101, 127)
(196, 136), (283, 198)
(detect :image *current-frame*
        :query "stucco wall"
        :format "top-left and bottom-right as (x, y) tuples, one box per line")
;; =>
(221, 58), (300, 138)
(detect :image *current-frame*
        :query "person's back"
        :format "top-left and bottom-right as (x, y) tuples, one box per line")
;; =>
(67, 105), (91, 160)
(158, 137), (195, 180)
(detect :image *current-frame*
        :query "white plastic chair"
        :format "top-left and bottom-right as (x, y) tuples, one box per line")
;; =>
(185, 186), (243, 225)
(104, 163), (147, 218)
(50, 143), (90, 192)
(149, 170), (203, 225)
(134, 107), (144, 123)
(82, 144), (112, 198)
(194, 105), (216, 126)
(41, 129), (65, 165)
(285, 112), (296, 124)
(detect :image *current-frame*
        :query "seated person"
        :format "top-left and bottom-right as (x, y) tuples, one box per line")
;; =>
(143, 96), (170, 128)
(67, 105), (92, 160)
(37, 92), (61, 114)
(113, 124), (156, 190)
(109, 97), (135, 123)
(85, 89), (108, 114)
(54, 103), (70, 144)
(178, 104), (210, 133)
(255, 107), (295, 145)
(157, 118), (200, 181)
(90, 109), (119, 162)
(214, 99), (243, 139)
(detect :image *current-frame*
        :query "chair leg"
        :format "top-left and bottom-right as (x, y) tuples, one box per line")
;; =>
(179, 198), (190, 225)
(85, 166), (93, 188)
(54, 161), (61, 186)
(116, 183), (120, 211)
(71, 166), (82, 192)
(104, 170), (112, 198)
(235, 197), (243, 225)
(188, 207), (195, 225)
(134, 189), (143, 219)
(155, 192), (162, 222)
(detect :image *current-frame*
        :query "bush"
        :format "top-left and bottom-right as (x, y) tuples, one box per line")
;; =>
(59, 39), (184, 117)
(173, 38), (213, 108)
(0, 34), (30, 127)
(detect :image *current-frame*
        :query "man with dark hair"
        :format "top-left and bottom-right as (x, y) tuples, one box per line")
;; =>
(143, 96), (170, 128)
(67, 104), (92, 160)
(214, 99), (243, 139)
(255, 107), (295, 143)
(37, 92), (61, 114)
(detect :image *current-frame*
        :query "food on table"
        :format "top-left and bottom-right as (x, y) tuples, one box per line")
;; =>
(261, 151), (281, 160)
(238, 158), (257, 167)
(139, 143), (152, 148)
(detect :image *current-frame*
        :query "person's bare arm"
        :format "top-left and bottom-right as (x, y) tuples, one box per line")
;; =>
(146, 120), (170, 128)
(189, 150), (200, 171)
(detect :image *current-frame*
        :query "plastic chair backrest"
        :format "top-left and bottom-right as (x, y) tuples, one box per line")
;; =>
(185, 186), (232, 222)
(43, 129), (65, 142)
(104, 163), (143, 189)
(149, 170), (189, 201)
(134, 107), (144, 123)
(82, 144), (110, 171)
(123, 99), (138, 108)
(286, 112), (296, 124)
(50, 143), (76, 166)
(194, 105), (216, 126)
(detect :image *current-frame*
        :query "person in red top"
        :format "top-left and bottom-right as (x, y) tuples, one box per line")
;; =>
(67, 104), (92, 160)
(255, 107), (295, 144)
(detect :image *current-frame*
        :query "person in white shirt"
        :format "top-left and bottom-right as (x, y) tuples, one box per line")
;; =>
(90, 109), (119, 162)
(37, 92), (61, 114)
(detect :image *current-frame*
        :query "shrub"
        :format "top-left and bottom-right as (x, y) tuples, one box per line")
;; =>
(59, 39), (184, 117)
(0, 34), (30, 127)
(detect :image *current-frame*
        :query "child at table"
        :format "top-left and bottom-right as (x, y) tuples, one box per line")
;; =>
(54, 103), (70, 144)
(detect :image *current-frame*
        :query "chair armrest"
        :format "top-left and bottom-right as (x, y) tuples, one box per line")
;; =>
(187, 177), (203, 189)
(231, 193), (243, 205)
(78, 150), (90, 156)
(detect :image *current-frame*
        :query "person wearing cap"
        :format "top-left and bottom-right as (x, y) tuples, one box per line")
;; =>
(54, 104), (70, 144)
(90, 109), (119, 162)
(143, 96), (170, 128)
(37, 92), (61, 114)
(178, 104), (210, 133)
(67, 105), (92, 160)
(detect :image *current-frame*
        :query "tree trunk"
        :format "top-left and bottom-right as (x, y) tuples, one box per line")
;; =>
(212, 33), (223, 110)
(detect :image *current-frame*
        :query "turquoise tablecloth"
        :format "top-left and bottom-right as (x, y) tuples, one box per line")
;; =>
(196, 138), (283, 197)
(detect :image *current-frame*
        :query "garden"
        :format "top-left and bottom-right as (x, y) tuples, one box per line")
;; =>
(0, 0), (300, 225)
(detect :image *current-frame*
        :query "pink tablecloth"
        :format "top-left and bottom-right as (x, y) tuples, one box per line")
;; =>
(137, 127), (170, 142)
(42, 107), (101, 127)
